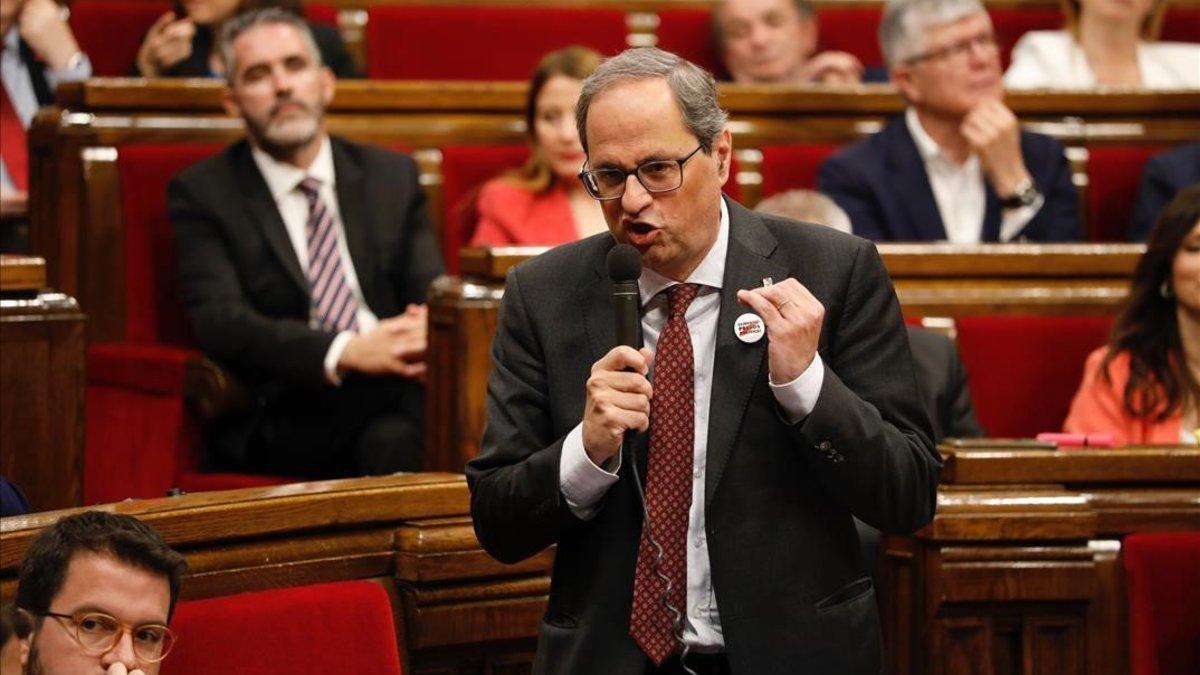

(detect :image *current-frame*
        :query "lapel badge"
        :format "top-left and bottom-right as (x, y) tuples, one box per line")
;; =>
(734, 313), (765, 344)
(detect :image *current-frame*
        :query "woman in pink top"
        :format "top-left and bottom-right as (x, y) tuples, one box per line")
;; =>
(1064, 185), (1200, 445)
(469, 47), (607, 247)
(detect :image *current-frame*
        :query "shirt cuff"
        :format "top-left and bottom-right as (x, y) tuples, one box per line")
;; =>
(769, 353), (826, 424)
(559, 424), (621, 520)
(323, 331), (356, 386)
(44, 52), (92, 87)
(998, 192), (1045, 242)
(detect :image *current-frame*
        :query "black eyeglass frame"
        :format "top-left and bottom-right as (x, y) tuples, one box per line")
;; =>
(578, 144), (705, 201)
(903, 31), (998, 65)
(36, 609), (177, 663)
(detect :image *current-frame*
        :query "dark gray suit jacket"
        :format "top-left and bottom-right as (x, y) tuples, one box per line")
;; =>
(467, 198), (941, 675)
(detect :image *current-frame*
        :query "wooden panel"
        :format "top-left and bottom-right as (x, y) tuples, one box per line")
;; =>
(942, 447), (1200, 485)
(0, 255), (45, 290)
(0, 291), (86, 512)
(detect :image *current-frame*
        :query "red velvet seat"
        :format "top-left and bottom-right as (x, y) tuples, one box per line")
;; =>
(166, 581), (403, 675)
(818, 8), (885, 69)
(759, 142), (842, 199)
(365, 5), (628, 79)
(954, 315), (1111, 439)
(1123, 532), (1200, 675)
(1086, 144), (1170, 242)
(85, 143), (293, 504)
(1161, 7), (1200, 44)
(988, 8), (1063, 68)
(440, 144), (530, 272)
(655, 9), (724, 76)
(69, 1), (170, 77)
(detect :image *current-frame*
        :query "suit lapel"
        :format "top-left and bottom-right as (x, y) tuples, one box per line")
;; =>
(705, 200), (787, 508)
(233, 143), (308, 294)
(331, 139), (377, 305)
(981, 184), (1002, 242)
(885, 118), (947, 241)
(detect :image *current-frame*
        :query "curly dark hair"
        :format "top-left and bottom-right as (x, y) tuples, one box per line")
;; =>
(15, 511), (188, 621)
(1104, 184), (1200, 422)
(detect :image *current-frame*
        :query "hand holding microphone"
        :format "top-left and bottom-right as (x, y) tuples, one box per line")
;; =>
(581, 245), (654, 466)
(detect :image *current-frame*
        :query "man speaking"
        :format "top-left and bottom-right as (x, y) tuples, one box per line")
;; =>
(466, 47), (940, 675)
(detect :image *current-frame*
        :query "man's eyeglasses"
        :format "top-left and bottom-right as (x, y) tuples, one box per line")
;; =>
(36, 610), (177, 662)
(905, 32), (998, 66)
(578, 145), (704, 201)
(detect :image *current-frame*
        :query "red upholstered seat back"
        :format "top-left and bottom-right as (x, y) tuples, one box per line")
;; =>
(303, 3), (339, 27)
(1087, 144), (1170, 242)
(954, 315), (1112, 439)
(70, 1), (171, 76)
(989, 8), (1063, 67)
(760, 142), (842, 198)
(1123, 532), (1200, 675)
(365, 5), (629, 79)
(440, 144), (531, 272)
(656, 9), (724, 76)
(116, 143), (224, 347)
(1161, 7), (1200, 43)
(166, 581), (403, 675)
(818, 8), (885, 69)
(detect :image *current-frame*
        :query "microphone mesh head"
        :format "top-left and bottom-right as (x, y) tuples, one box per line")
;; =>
(606, 244), (642, 282)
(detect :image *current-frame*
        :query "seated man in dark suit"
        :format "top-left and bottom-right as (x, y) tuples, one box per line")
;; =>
(1129, 142), (1200, 241)
(170, 8), (443, 477)
(819, 0), (1079, 243)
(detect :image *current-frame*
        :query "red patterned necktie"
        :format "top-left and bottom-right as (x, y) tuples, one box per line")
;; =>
(0, 81), (28, 191)
(630, 282), (699, 665)
(296, 177), (359, 332)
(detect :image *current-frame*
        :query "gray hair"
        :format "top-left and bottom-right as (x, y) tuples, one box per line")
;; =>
(754, 189), (852, 233)
(219, 8), (324, 81)
(575, 47), (729, 155)
(879, 0), (987, 66)
(712, 0), (815, 50)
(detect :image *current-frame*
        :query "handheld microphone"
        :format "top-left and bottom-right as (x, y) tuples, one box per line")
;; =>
(606, 244), (643, 350)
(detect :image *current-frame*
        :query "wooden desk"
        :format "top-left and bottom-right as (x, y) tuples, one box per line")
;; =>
(425, 244), (1140, 473)
(0, 256), (85, 511)
(885, 444), (1200, 675)
(0, 474), (549, 674)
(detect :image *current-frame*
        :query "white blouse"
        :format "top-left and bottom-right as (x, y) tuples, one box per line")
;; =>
(1004, 30), (1200, 90)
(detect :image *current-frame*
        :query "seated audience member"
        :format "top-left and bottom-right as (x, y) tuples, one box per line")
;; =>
(1, 0), (91, 196)
(1129, 142), (1200, 242)
(1064, 185), (1200, 446)
(1005, 0), (1200, 90)
(755, 188), (986, 441)
(170, 9), (443, 477)
(2, 603), (30, 674)
(0, 475), (31, 515)
(468, 47), (607, 247)
(819, 0), (1080, 243)
(14, 511), (188, 674)
(134, 0), (357, 78)
(713, 0), (864, 84)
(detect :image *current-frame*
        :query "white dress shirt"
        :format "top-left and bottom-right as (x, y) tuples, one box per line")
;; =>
(250, 137), (376, 384)
(905, 108), (1042, 243)
(558, 198), (826, 652)
(1, 27), (91, 189)
(1004, 31), (1200, 91)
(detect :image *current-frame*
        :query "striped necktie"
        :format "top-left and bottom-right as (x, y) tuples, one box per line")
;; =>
(296, 177), (358, 333)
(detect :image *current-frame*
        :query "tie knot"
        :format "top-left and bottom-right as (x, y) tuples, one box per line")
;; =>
(665, 283), (699, 319)
(296, 177), (321, 200)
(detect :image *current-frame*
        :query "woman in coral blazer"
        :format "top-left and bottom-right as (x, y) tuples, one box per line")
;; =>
(1064, 185), (1200, 445)
(469, 47), (608, 247)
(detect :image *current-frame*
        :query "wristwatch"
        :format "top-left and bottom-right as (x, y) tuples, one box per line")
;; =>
(1000, 178), (1040, 209)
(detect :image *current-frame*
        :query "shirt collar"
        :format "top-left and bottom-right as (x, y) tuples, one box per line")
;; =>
(905, 107), (979, 173)
(250, 135), (335, 201)
(638, 196), (729, 306)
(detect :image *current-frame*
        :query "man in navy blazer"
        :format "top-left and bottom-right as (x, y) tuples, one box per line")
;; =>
(819, 0), (1079, 243)
(1129, 142), (1200, 241)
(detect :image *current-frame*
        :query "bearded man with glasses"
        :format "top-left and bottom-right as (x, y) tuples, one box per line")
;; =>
(13, 511), (187, 675)
(819, 0), (1080, 243)
(469, 46), (940, 675)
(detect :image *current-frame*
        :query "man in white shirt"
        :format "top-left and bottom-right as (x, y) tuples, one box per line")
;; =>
(819, 0), (1080, 242)
(1, 0), (90, 196)
(467, 47), (939, 675)
(169, 9), (442, 476)
(713, 0), (863, 84)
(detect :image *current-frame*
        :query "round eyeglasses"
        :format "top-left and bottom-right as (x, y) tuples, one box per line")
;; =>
(578, 145), (704, 201)
(38, 610), (177, 662)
